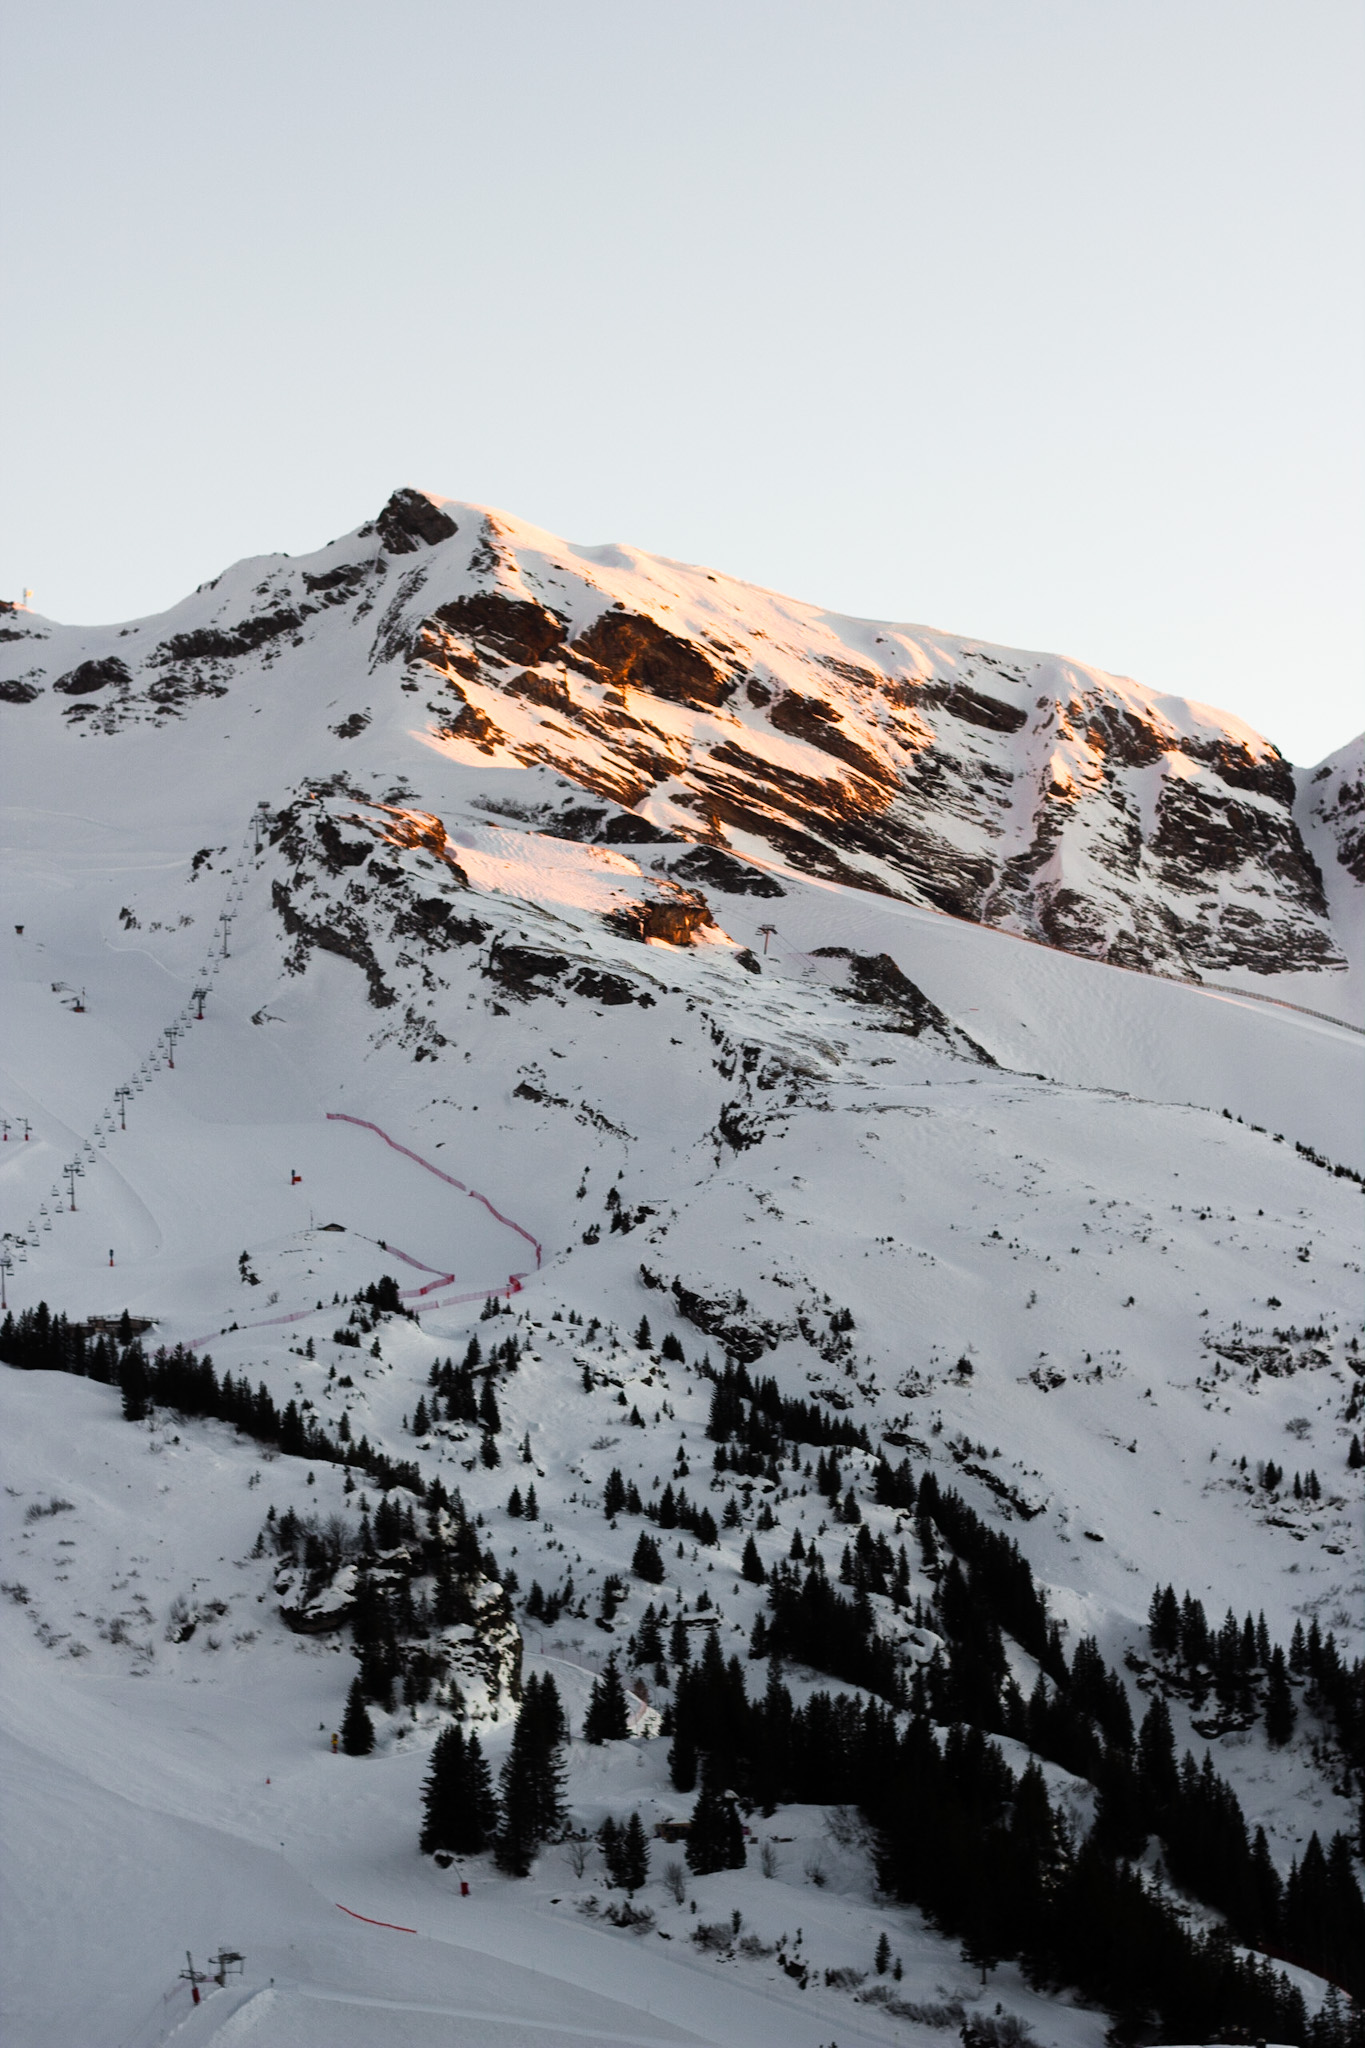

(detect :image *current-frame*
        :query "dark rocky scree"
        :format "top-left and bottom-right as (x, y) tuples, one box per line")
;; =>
(363, 487), (461, 556)
(606, 885), (713, 947)
(664, 844), (786, 898)
(1306, 754), (1365, 886)
(810, 947), (995, 1062)
(52, 655), (132, 696)
(152, 608), (303, 669)
(487, 945), (652, 1010)
(267, 796), (484, 1014)
(265, 796), (675, 1025)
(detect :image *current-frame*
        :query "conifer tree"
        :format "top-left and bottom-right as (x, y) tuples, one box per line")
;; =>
(669, 1720), (697, 1793)
(1136, 1695), (1178, 1815)
(670, 1612), (691, 1667)
(584, 1654), (630, 1742)
(1148, 1583), (1180, 1657)
(741, 1535), (766, 1584)
(119, 1344), (150, 1422)
(620, 1810), (650, 1892)
(496, 1674), (567, 1875)
(632, 1531), (665, 1583)
(685, 1777), (728, 1874)
(1093, 1743), (1145, 1861)
(1264, 1646), (1296, 1748)
(685, 1775), (746, 1873)
(634, 1604), (664, 1663)
(603, 1467), (626, 1518)
(598, 1810), (649, 1892)
(597, 1813), (621, 1880)
(341, 1675), (375, 1756)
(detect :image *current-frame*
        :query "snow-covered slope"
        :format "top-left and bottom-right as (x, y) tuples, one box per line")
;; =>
(0, 491), (1361, 2047)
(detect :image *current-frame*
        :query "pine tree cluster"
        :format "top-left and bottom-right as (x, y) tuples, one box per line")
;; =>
(493, 1674), (567, 1875)
(420, 1723), (497, 1853)
(684, 1776), (747, 1874)
(331, 1275), (414, 1347)
(665, 1638), (1354, 2042)
(653, 1460), (1365, 2037)
(602, 1466), (719, 1546)
(418, 1674), (567, 1873)
(703, 1356), (869, 1465)
(1, 1302), (425, 1492)
(598, 1810), (650, 1890)
(0, 1302), (129, 1380)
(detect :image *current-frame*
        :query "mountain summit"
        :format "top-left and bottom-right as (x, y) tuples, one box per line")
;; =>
(3, 486), (1359, 993)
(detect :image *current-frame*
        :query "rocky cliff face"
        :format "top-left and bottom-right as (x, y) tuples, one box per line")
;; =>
(1299, 734), (1365, 888)
(1, 488), (1355, 983)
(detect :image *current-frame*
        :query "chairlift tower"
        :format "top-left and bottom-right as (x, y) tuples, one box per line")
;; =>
(179, 1951), (211, 2000)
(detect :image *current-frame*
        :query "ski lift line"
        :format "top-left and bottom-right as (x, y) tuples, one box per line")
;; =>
(325, 1113), (543, 1267)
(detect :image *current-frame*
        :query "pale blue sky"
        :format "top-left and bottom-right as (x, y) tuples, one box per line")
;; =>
(2, 1), (1360, 763)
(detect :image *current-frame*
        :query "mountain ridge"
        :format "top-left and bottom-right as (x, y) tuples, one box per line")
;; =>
(3, 486), (1359, 1002)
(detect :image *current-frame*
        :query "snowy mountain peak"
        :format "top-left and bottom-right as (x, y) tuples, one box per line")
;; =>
(2, 487), (1358, 994)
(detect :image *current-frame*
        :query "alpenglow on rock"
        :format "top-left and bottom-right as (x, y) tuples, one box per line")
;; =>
(1, 486), (1357, 983)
